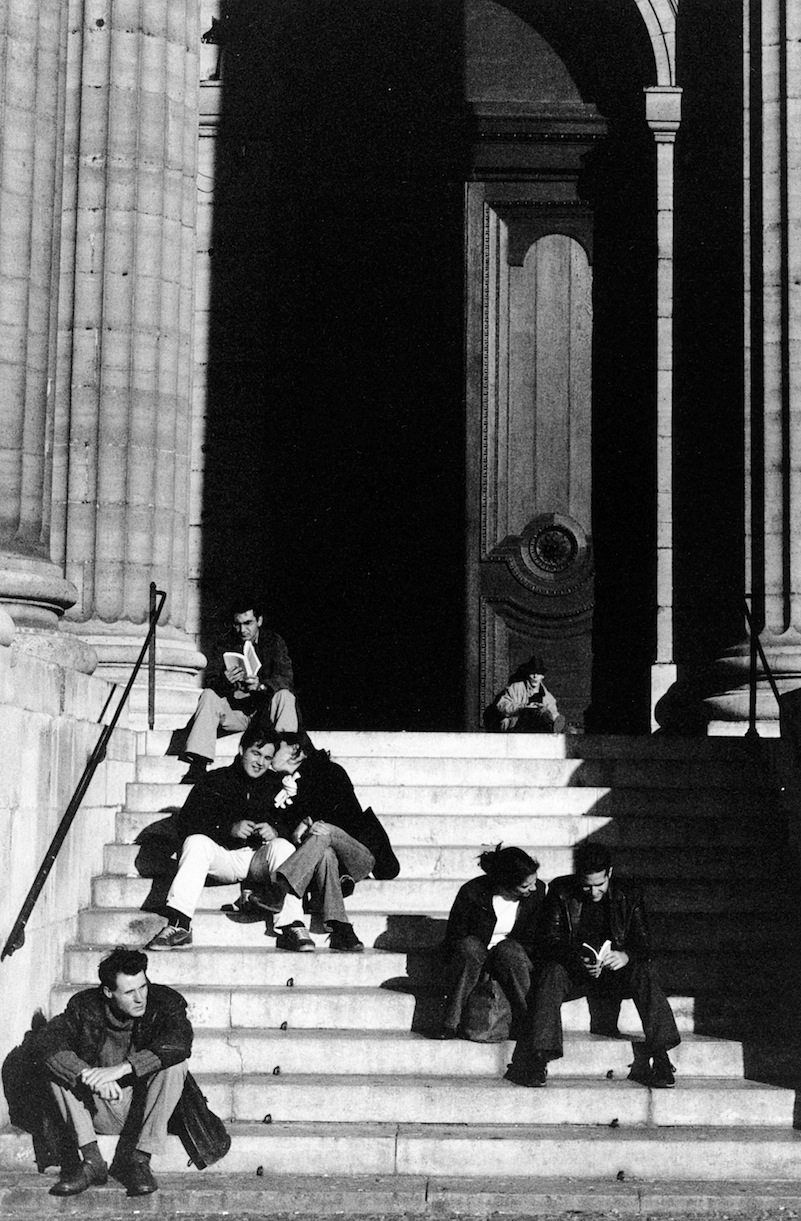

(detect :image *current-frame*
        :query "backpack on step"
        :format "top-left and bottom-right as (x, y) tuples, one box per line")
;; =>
(460, 973), (512, 1043)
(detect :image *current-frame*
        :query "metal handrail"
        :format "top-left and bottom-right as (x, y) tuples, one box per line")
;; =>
(1, 587), (166, 962)
(743, 596), (781, 739)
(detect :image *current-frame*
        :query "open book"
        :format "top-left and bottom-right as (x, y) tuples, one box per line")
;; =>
(223, 640), (261, 678)
(581, 939), (612, 965)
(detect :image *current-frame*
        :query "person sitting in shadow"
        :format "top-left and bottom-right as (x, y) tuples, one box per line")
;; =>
(484, 655), (565, 733)
(434, 845), (546, 1040)
(504, 842), (681, 1089)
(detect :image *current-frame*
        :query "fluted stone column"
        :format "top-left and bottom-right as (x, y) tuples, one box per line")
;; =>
(646, 85), (682, 725)
(52, 0), (205, 717)
(707, 0), (801, 726)
(0, 0), (93, 666)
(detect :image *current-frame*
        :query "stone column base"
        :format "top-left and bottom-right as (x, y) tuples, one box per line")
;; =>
(60, 621), (206, 729)
(703, 634), (801, 728)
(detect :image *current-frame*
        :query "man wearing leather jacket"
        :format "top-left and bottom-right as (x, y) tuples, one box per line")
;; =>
(32, 947), (227, 1197)
(505, 843), (680, 1089)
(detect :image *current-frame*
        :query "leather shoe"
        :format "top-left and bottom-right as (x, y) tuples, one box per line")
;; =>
(115, 1155), (158, 1196)
(49, 1159), (108, 1196)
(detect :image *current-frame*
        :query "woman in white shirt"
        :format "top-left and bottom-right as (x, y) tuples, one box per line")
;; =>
(436, 845), (546, 1039)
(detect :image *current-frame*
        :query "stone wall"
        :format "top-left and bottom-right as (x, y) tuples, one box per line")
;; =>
(0, 645), (137, 1129)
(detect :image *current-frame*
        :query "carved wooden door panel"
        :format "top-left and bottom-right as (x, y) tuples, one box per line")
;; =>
(465, 182), (595, 729)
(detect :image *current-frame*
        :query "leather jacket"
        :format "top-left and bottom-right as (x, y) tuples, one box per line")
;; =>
(443, 875), (547, 956)
(31, 983), (229, 1170)
(33, 983), (193, 1088)
(542, 874), (652, 969)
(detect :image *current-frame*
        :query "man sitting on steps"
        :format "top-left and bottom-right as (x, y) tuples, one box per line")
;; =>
(30, 947), (223, 1197)
(179, 597), (299, 783)
(504, 842), (681, 1089)
(145, 725), (306, 950)
(241, 734), (385, 953)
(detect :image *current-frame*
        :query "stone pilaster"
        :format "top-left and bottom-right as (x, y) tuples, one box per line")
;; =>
(645, 86), (682, 724)
(0, 1), (92, 667)
(52, 0), (205, 717)
(707, 0), (801, 727)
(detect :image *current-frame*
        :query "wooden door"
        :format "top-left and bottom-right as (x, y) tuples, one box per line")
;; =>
(465, 182), (595, 729)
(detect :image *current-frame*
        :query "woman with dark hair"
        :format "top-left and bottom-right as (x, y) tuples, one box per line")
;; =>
(436, 845), (546, 1039)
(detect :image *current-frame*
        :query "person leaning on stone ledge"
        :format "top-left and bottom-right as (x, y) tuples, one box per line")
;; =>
(179, 596), (299, 783)
(30, 946), (229, 1197)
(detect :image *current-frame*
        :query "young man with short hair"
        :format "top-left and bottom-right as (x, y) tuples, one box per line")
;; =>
(180, 597), (298, 782)
(146, 725), (306, 950)
(505, 843), (680, 1088)
(32, 948), (208, 1197)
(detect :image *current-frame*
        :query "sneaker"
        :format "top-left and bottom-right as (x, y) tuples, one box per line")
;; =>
(146, 924), (193, 950)
(275, 922), (315, 952)
(328, 922), (364, 952)
(504, 1056), (548, 1087)
(650, 1051), (676, 1088)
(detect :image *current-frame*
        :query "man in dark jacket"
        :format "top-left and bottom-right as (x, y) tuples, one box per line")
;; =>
(505, 843), (680, 1089)
(244, 739), (388, 953)
(180, 598), (298, 782)
(32, 947), (211, 1197)
(146, 724), (301, 950)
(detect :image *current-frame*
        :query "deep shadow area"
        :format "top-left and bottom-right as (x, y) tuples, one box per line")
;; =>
(200, 0), (469, 729)
(672, 1), (746, 667)
(197, 0), (672, 732)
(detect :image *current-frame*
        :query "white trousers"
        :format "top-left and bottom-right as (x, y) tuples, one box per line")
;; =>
(167, 834), (304, 925)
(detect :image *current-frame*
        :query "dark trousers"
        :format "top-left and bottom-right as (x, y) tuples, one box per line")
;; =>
(443, 936), (537, 1033)
(511, 958), (681, 1069)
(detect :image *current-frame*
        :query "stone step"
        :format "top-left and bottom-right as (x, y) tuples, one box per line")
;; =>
(50, 982), (700, 1035)
(125, 753), (767, 792)
(117, 805), (776, 844)
(88, 872), (785, 916)
(136, 749), (772, 788)
(64, 937), (792, 1001)
(77, 905), (801, 954)
(144, 1073), (797, 1127)
(165, 1029), (748, 1079)
(5, 1126), (801, 1182)
(140, 727), (777, 762)
(103, 839), (786, 882)
(5, 1171), (801, 1219)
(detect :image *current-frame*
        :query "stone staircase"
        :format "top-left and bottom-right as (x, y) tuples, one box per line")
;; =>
(5, 730), (801, 1197)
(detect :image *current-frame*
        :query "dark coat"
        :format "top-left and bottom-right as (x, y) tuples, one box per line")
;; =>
(542, 873), (652, 969)
(207, 628), (294, 715)
(177, 760), (293, 849)
(30, 983), (230, 1170)
(33, 983), (192, 1085)
(443, 875), (547, 956)
(268, 754), (400, 879)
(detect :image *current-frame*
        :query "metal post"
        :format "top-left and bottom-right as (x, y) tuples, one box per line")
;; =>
(148, 581), (157, 731)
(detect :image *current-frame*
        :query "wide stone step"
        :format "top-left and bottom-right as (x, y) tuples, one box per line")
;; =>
(89, 871), (784, 916)
(4, 1124), (801, 1181)
(178, 1029), (747, 1079)
(125, 752), (766, 797)
(135, 750), (769, 789)
(141, 727), (776, 762)
(49, 981), (698, 1035)
(103, 839), (785, 883)
(174, 1073), (796, 1127)
(6, 1170), (801, 1219)
(77, 905), (801, 955)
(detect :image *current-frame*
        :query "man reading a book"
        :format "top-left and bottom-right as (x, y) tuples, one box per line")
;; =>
(180, 598), (298, 782)
(504, 843), (680, 1089)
